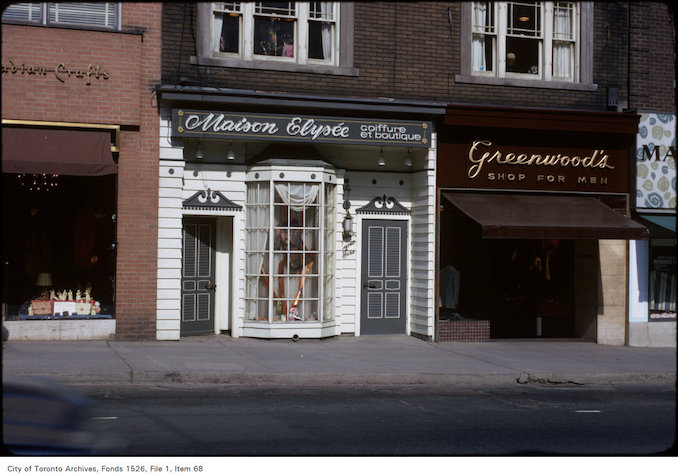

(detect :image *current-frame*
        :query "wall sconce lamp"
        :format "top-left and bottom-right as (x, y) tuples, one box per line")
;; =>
(377, 148), (386, 166)
(195, 141), (204, 160)
(226, 142), (235, 160)
(342, 211), (353, 242)
(404, 150), (413, 167)
(342, 180), (353, 242)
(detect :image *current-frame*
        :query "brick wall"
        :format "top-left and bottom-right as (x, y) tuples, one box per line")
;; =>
(629, 2), (676, 112)
(1, 3), (161, 340)
(161, 2), (633, 112)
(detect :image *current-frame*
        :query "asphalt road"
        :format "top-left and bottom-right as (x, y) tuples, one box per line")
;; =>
(74, 383), (677, 456)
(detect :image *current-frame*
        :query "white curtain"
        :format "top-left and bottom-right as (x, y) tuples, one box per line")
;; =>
(246, 182), (270, 276)
(320, 2), (333, 61)
(213, 12), (224, 53)
(553, 6), (571, 78)
(472, 2), (487, 72)
(275, 183), (319, 211)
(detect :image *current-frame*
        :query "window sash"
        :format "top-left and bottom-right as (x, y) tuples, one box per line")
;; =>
(48, 3), (118, 28)
(3, 2), (119, 29)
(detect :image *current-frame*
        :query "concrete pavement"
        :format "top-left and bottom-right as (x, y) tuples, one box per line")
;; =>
(2, 335), (676, 387)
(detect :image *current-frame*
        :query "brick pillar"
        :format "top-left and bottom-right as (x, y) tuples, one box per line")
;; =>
(114, 3), (161, 340)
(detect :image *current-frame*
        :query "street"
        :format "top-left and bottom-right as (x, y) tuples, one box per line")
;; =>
(78, 383), (675, 456)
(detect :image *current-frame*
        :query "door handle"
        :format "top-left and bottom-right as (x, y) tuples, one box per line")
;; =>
(364, 282), (377, 289)
(205, 283), (217, 290)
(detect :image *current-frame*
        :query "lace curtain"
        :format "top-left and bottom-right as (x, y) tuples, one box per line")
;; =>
(472, 2), (487, 72)
(320, 2), (332, 61)
(213, 13), (223, 53)
(274, 183), (319, 211)
(553, 5), (572, 78)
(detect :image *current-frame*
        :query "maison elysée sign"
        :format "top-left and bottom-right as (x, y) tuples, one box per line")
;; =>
(171, 109), (432, 148)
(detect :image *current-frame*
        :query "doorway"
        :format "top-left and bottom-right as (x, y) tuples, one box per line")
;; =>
(181, 217), (216, 336)
(360, 219), (408, 335)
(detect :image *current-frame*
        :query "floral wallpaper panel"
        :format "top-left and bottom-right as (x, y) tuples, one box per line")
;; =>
(636, 113), (676, 210)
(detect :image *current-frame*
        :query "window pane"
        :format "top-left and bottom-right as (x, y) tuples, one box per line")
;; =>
(48, 2), (117, 28)
(245, 299), (269, 321)
(2, 3), (41, 22)
(553, 2), (574, 41)
(506, 36), (539, 74)
(254, 16), (295, 57)
(472, 2), (494, 72)
(214, 11), (240, 53)
(274, 204), (289, 227)
(308, 2), (334, 61)
(472, 2), (494, 33)
(508, 1), (541, 37)
(256, 2), (295, 17)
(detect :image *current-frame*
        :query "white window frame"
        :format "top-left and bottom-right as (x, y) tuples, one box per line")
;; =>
(195, 2), (357, 76)
(458, 1), (595, 91)
(2, 2), (121, 30)
(213, 2), (336, 65)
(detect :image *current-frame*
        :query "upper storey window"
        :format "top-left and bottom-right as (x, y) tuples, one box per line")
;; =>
(212, 2), (337, 65)
(195, 2), (356, 75)
(2, 2), (120, 30)
(460, 1), (593, 90)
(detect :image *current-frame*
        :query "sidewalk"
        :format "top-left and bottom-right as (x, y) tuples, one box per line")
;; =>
(2, 335), (676, 387)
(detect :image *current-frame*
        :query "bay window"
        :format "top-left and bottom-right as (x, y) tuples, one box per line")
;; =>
(461, 1), (593, 89)
(245, 167), (336, 325)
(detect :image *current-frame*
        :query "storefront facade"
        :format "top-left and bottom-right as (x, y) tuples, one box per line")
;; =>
(628, 112), (676, 346)
(438, 105), (648, 344)
(1, 3), (161, 340)
(156, 89), (441, 340)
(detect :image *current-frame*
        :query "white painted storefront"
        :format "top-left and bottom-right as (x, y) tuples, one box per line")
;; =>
(155, 107), (437, 340)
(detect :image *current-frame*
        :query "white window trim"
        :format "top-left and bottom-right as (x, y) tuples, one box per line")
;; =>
(194, 2), (358, 76)
(458, 1), (596, 91)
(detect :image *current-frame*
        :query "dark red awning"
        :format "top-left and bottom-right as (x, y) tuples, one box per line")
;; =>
(442, 192), (649, 240)
(2, 127), (117, 176)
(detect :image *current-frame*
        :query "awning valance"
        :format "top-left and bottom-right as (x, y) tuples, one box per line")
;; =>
(442, 192), (649, 240)
(2, 127), (117, 176)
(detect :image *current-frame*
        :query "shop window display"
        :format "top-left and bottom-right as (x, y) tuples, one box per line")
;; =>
(1, 174), (116, 320)
(440, 208), (574, 338)
(245, 176), (335, 324)
(649, 244), (677, 318)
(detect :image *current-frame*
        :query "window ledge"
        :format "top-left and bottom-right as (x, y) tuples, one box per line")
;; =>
(191, 55), (359, 77)
(1, 19), (139, 35)
(455, 74), (598, 92)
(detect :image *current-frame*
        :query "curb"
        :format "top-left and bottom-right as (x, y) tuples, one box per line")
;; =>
(8, 370), (675, 387)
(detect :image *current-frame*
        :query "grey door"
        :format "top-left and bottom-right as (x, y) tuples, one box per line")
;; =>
(181, 218), (216, 336)
(360, 219), (407, 335)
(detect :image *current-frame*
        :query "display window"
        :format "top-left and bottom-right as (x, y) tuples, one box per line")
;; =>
(649, 242), (677, 319)
(244, 169), (336, 324)
(1, 173), (117, 320)
(439, 206), (575, 338)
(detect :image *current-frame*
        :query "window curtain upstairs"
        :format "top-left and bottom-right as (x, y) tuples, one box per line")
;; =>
(472, 2), (487, 72)
(553, 5), (572, 78)
(320, 2), (332, 61)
